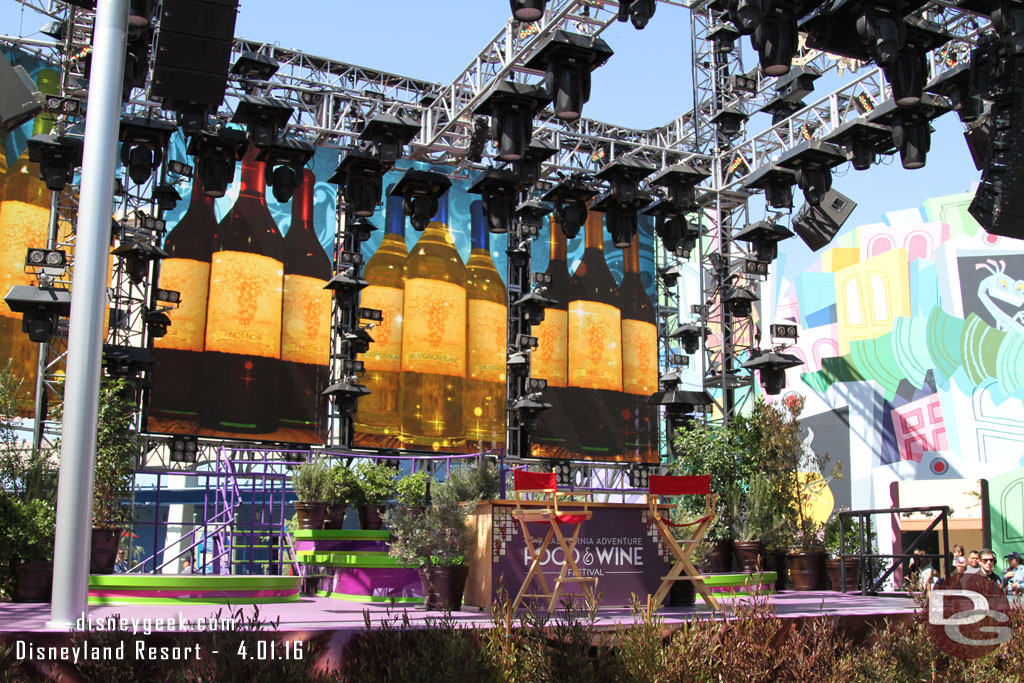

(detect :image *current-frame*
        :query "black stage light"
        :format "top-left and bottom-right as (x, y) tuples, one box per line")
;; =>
(168, 159), (193, 178)
(727, 0), (765, 35)
(513, 286), (559, 326)
(642, 199), (688, 253)
(733, 219), (794, 263)
(230, 50), (280, 93)
(776, 65), (820, 103)
(822, 119), (893, 171)
(144, 308), (172, 338)
(856, 8), (906, 67)
(186, 127), (248, 198)
(468, 167), (520, 234)
(648, 372), (711, 439)
(343, 327), (375, 355)
(753, 13), (798, 76)
(743, 348), (802, 395)
(516, 199), (553, 234)
(594, 191), (652, 248)
(329, 150), (384, 218)
(884, 18), (952, 107)
(510, 393), (552, 432)
(668, 323), (706, 355)
(925, 63), (985, 124)
(119, 116), (176, 185)
(25, 248), (67, 272)
(26, 134), (83, 192)
(322, 375), (371, 418)
(324, 252), (369, 309)
(724, 287), (758, 318)
(256, 137), (315, 202)
(511, 0), (546, 22)
(868, 94), (951, 169)
(152, 184), (182, 212)
(360, 114), (421, 167)
(711, 107), (748, 139)
(4, 285), (72, 343)
(390, 169), (452, 230)
(741, 163), (797, 209)
(112, 239), (168, 284)
(524, 30), (613, 121)
(792, 188), (856, 251)
(760, 95), (805, 126)
(474, 81), (550, 161)
(709, 22), (741, 53)
(515, 139), (557, 186)
(155, 288), (181, 305)
(346, 217), (376, 243)
(466, 116), (489, 163)
(102, 345), (153, 381)
(619, 0), (657, 29)
(776, 139), (847, 206)
(169, 435), (199, 464)
(232, 94), (294, 148)
(541, 176), (597, 239)
(659, 264), (682, 288)
(595, 157), (656, 205)
(648, 161), (710, 210)
(770, 323), (799, 340)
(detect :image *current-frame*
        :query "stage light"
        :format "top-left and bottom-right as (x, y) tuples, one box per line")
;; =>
(760, 96), (805, 126)
(669, 323), (706, 355)
(151, 184), (182, 213)
(727, 0), (764, 35)
(507, 350), (530, 376)
(346, 217), (376, 243)
(724, 287), (758, 318)
(770, 323), (799, 340)
(925, 63), (984, 124)
(743, 349), (802, 395)
(155, 288), (181, 305)
(515, 139), (557, 186)
(618, 0), (656, 29)
(232, 94), (294, 148)
(360, 114), (421, 167)
(659, 264), (682, 288)
(649, 161), (710, 210)
(868, 94), (951, 170)
(144, 308), (172, 339)
(330, 150), (384, 218)
(856, 9), (905, 67)
(823, 119), (892, 171)
(169, 436), (199, 464)
(511, 0), (546, 22)
(4, 285), (72, 343)
(752, 13), (797, 76)
(510, 393), (552, 432)
(25, 247), (66, 273)
(129, 0), (156, 28)
(119, 116), (175, 185)
(26, 134), (83, 192)
(542, 176), (597, 239)
(792, 188), (857, 251)
(524, 30), (612, 121)
(711, 107), (747, 139)
(324, 252), (369, 309)
(648, 372), (711, 436)
(467, 116), (489, 163)
(513, 287), (558, 326)
(168, 159), (193, 178)
(593, 190), (651, 249)
(390, 169), (453, 231)
(112, 239), (168, 284)
(256, 137), (315, 202)
(776, 66), (820, 103)
(516, 199), (553, 234)
(322, 376), (371, 418)
(343, 328), (375, 355)
(187, 127), (247, 198)
(230, 50), (280, 92)
(468, 167), (520, 234)
(733, 220), (794, 263)
(776, 140), (847, 206)
(741, 163), (796, 210)
(43, 94), (82, 118)
(643, 199), (688, 254)
(102, 345), (153, 380)
(709, 22), (741, 53)
(596, 157), (655, 205)
(884, 49), (927, 107)
(474, 81), (549, 161)
(627, 463), (650, 489)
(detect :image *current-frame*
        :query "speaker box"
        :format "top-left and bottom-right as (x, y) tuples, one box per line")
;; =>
(792, 188), (856, 251)
(969, 99), (1024, 239)
(0, 52), (43, 135)
(151, 0), (238, 108)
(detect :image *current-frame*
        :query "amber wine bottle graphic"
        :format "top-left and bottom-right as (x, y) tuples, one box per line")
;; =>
(465, 200), (507, 450)
(566, 209), (624, 458)
(150, 175), (216, 422)
(399, 191), (467, 448)
(618, 232), (658, 461)
(279, 168), (332, 437)
(356, 187), (408, 441)
(200, 144), (285, 433)
(530, 217), (581, 458)
(0, 69), (59, 410)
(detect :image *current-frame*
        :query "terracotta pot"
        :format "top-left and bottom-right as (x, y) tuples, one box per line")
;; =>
(323, 504), (348, 530)
(295, 502), (327, 531)
(706, 540), (733, 573)
(90, 527), (121, 574)
(428, 565), (469, 611)
(669, 579), (697, 606)
(14, 560), (52, 602)
(358, 504), (385, 531)
(765, 549), (789, 590)
(733, 541), (766, 572)
(788, 550), (828, 591)
(826, 557), (861, 592)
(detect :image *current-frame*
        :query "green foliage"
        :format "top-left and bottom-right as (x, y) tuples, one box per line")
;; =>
(0, 361), (57, 504)
(326, 464), (359, 506)
(382, 504), (433, 568)
(395, 470), (430, 507)
(90, 377), (141, 529)
(291, 459), (331, 503)
(384, 490), (476, 567)
(435, 459), (500, 504)
(353, 460), (398, 506)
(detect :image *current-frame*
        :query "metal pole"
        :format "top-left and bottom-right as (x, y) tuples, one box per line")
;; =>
(48, 0), (129, 629)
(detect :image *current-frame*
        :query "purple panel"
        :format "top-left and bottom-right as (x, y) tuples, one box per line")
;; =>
(89, 589), (296, 599)
(294, 539), (389, 553)
(308, 566), (422, 599)
(490, 505), (672, 607)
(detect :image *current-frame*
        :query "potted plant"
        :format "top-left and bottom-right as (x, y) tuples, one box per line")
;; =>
(395, 470), (430, 511)
(354, 460), (397, 530)
(382, 504), (437, 609)
(422, 479), (475, 611)
(824, 510), (862, 592)
(323, 464), (358, 530)
(6, 498), (55, 601)
(729, 479), (774, 573)
(291, 459), (331, 530)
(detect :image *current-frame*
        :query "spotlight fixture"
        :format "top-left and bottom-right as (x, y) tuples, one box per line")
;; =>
(709, 22), (741, 53)
(541, 175), (597, 239)
(322, 373), (371, 418)
(466, 116), (489, 163)
(733, 220), (794, 263)
(513, 286), (559, 326)
(231, 94), (294, 148)
(167, 159), (193, 178)
(511, 0), (546, 22)
(515, 139), (557, 186)
(822, 119), (893, 171)
(668, 323), (706, 354)
(343, 327), (375, 355)
(618, 0), (657, 29)
(596, 157), (655, 204)
(776, 65), (820, 103)
(345, 217), (376, 243)
(724, 286), (758, 318)
(760, 95), (805, 126)
(743, 348), (802, 395)
(154, 288), (181, 305)
(468, 167), (521, 234)
(4, 285), (72, 343)
(474, 81), (549, 161)
(144, 307), (172, 338)
(593, 189), (651, 248)
(710, 107), (748, 139)
(230, 50), (280, 93)
(524, 30), (613, 121)
(118, 116), (175, 185)
(102, 344), (153, 379)
(883, 18), (951, 107)
(324, 252), (369, 308)
(740, 163), (796, 209)
(26, 134), (83, 192)
(648, 161), (710, 210)
(390, 169), (453, 231)
(42, 94), (82, 118)
(359, 114), (421, 166)
(152, 184), (182, 212)
(111, 239), (168, 284)
(752, 10), (798, 76)
(659, 264), (682, 288)
(186, 127), (248, 198)
(647, 371), (711, 435)
(775, 140), (847, 206)
(25, 248), (67, 274)
(510, 391), (552, 432)
(255, 136), (315, 202)
(507, 349), (531, 376)
(924, 63), (984, 124)
(627, 463), (650, 489)
(726, 0), (764, 35)
(867, 94), (951, 170)
(516, 198), (553, 234)
(770, 323), (799, 339)
(642, 199), (695, 255)
(329, 149), (384, 218)
(169, 435), (199, 464)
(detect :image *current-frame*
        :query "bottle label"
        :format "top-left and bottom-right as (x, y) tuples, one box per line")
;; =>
(0, 201), (49, 319)
(401, 278), (466, 377)
(361, 285), (404, 372)
(281, 273), (331, 365)
(621, 319), (658, 395)
(205, 251), (284, 358)
(532, 309), (568, 387)
(568, 300), (623, 391)
(155, 258), (210, 352)
(468, 299), (507, 383)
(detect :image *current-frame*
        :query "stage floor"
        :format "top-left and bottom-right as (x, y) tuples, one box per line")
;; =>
(1, 590), (918, 634)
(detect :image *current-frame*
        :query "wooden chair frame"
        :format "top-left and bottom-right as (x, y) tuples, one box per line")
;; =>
(647, 475), (721, 611)
(510, 470), (598, 612)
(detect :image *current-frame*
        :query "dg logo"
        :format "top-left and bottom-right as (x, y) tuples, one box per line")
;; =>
(927, 572), (1013, 659)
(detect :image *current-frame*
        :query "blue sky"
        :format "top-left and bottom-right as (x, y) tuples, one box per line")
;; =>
(1, 0), (981, 234)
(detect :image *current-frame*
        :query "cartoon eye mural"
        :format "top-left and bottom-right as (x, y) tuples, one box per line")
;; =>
(929, 457), (949, 476)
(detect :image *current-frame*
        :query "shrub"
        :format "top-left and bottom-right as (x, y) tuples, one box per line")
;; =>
(353, 460), (398, 507)
(291, 459), (331, 503)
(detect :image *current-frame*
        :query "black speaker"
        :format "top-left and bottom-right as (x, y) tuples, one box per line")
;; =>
(0, 52), (43, 135)
(792, 188), (856, 251)
(969, 99), (1024, 239)
(151, 0), (238, 110)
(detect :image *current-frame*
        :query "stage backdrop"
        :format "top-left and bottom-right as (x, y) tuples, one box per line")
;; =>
(149, 140), (659, 459)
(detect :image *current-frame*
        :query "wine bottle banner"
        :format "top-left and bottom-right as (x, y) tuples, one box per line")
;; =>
(568, 300), (623, 391)
(156, 259), (210, 352)
(467, 299), (506, 383)
(622, 319), (658, 395)
(532, 309), (569, 387)
(360, 286), (404, 372)
(401, 278), (467, 377)
(205, 252), (284, 358)
(281, 273), (332, 364)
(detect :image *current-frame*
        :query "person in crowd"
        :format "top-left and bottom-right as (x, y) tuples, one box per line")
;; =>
(965, 549), (1003, 588)
(1004, 551), (1022, 594)
(966, 549), (981, 572)
(908, 549), (935, 592)
(952, 544), (966, 573)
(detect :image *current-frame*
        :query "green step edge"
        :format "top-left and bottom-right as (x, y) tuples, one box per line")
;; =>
(292, 530), (391, 541)
(296, 551), (410, 568)
(87, 595), (301, 606)
(89, 575), (301, 590)
(316, 590), (423, 604)
(701, 572), (777, 587)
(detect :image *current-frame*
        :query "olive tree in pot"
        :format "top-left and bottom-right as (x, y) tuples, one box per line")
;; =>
(421, 479), (475, 611)
(382, 504), (437, 609)
(292, 459), (331, 530)
(323, 464), (358, 530)
(354, 460), (397, 530)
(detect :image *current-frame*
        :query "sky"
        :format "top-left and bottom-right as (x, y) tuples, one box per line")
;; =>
(0, 0), (982, 236)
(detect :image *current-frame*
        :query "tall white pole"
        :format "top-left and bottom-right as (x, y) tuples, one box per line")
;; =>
(48, 0), (128, 629)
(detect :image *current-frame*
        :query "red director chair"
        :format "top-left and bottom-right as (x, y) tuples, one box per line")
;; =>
(510, 469), (598, 612)
(647, 474), (721, 611)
